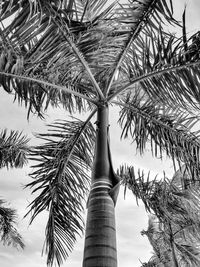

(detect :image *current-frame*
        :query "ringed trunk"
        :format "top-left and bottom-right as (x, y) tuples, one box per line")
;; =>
(82, 105), (119, 267)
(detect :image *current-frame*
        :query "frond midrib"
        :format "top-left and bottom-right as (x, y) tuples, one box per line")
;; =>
(108, 60), (200, 103)
(106, 0), (158, 96)
(0, 71), (98, 105)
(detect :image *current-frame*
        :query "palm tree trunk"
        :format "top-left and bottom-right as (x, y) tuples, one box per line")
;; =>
(169, 223), (179, 267)
(82, 104), (119, 267)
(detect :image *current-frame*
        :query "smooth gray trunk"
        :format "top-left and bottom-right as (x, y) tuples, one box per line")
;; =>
(82, 105), (119, 267)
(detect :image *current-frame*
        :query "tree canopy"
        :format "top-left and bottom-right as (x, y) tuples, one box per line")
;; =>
(1, 0), (200, 266)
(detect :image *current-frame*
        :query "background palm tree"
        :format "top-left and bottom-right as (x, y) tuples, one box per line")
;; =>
(0, 129), (29, 249)
(120, 166), (200, 266)
(1, 0), (200, 266)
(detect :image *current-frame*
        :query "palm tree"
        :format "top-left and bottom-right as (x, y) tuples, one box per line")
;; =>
(1, 0), (200, 266)
(0, 129), (29, 249)
(120, 166), (200, 266)
(141, 214), (200, 267)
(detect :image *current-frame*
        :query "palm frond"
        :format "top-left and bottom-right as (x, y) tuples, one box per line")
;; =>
(108, 24), (200, 111)
(0, 45), (96, 117)
(106, 0), (179, 96)
(0, 129), (30, 169)
(0, 199), (24, 249)
(114, 92), (200, 180)
(118, 164), (159, 212)
(0, 70), (98, 117)
(25, 115), (95, 266)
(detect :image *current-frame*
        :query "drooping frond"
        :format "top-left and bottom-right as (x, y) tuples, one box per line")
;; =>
(0, 199), (24, 249)
(114, 92), (200, 180)
(108, 24), (200, 112)
(0, 49), (97, 118)
(118, 164), (158, 210)
(25, 115), (96, 266)
(0, 129), (30, 169)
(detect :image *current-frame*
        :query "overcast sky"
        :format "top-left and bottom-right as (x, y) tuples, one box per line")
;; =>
(1, 1), (200, 267)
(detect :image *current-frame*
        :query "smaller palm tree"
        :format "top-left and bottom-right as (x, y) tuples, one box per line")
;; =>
(0, 129), (29, 249)
(119, 165), (200, 267)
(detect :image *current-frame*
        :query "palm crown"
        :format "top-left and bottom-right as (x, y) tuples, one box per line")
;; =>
(1, 0), (200, 266)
